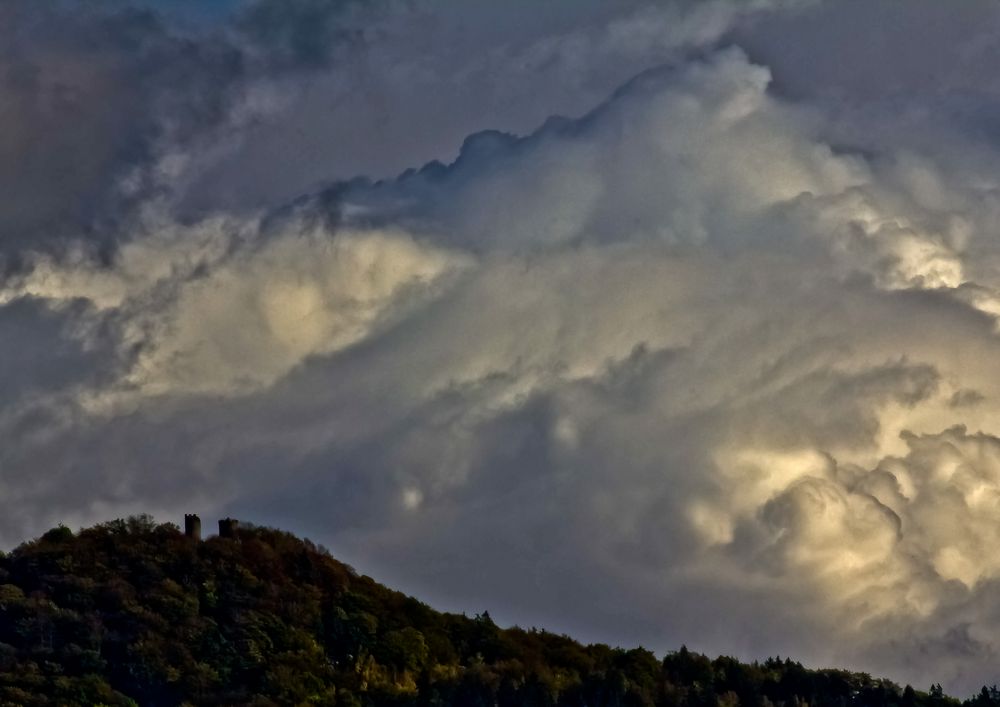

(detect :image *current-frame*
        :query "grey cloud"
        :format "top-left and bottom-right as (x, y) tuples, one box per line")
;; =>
(315, 48), (862, 254)
(0, 297), (120, 414)
(733, 0), (1000, 103)
(0, 2), (245, 258)
(950, 389), (986, 408)
(0, 0), (822, 253)
(732, 0), (1000, 169)
(180, 0), (805, 212)
(236, 0), (377, 72)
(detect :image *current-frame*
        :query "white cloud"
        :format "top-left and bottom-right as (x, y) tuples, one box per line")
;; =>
(6, 219), (467, 398)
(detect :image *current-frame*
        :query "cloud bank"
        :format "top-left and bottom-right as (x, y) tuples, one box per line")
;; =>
(6, 0), (1000, 694)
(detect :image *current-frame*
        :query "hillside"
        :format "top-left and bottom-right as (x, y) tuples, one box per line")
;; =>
(0, 516), (994, 707)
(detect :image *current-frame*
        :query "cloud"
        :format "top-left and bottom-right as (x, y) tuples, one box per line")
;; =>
(8, 0), (1000, 697)
(0, 297), (116, 404)
(0, 2), (246, 258)
(180, 0), (815, 212)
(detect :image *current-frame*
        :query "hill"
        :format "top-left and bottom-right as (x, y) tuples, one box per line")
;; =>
(0, 515), (995, 706)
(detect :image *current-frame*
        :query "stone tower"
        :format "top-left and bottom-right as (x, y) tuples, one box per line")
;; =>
(184, 514), (201, 541)
(218, 517), (239, 539)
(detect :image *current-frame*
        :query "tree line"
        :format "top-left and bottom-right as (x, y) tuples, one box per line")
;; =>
(0, 516), (994, 706)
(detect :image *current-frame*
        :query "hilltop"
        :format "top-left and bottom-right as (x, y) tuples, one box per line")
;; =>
(0, 516), (995, 706)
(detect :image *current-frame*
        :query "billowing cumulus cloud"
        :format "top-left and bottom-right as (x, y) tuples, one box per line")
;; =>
(9, 0), (1000, 696)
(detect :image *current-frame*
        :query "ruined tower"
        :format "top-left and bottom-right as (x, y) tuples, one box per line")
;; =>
(218, 517), (239, 539)
(184, 514), (201, 541)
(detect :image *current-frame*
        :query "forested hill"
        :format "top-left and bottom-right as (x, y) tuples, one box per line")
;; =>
(0, 517), (995, 707)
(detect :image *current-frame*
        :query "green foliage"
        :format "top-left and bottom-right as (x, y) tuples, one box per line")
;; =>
(0, 517), (987, 706)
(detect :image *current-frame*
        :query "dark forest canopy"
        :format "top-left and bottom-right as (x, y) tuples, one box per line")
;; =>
(0, 516), (996, 706)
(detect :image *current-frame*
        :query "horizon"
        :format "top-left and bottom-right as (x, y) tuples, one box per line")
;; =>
(0, 511), (975, 699)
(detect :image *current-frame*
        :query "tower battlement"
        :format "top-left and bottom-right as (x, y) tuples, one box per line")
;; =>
(184, 514), (201, 541)
(218, 517), (239, 539)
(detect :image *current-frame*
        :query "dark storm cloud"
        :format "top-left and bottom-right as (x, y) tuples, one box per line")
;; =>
(0, 1), (245, 258)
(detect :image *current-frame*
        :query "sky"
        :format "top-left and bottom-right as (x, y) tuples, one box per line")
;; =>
(6, 0), (1000, 694)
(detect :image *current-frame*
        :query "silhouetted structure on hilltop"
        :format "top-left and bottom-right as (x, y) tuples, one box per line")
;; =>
(184, 514), (201, 540)
(218, 517), (239, 539)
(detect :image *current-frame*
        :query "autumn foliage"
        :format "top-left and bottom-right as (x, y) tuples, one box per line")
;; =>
(0, 517), (990, 706)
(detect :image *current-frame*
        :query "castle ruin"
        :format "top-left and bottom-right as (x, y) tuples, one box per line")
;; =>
(184, 514), (201, 541)
(218, 517), (240, 539)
